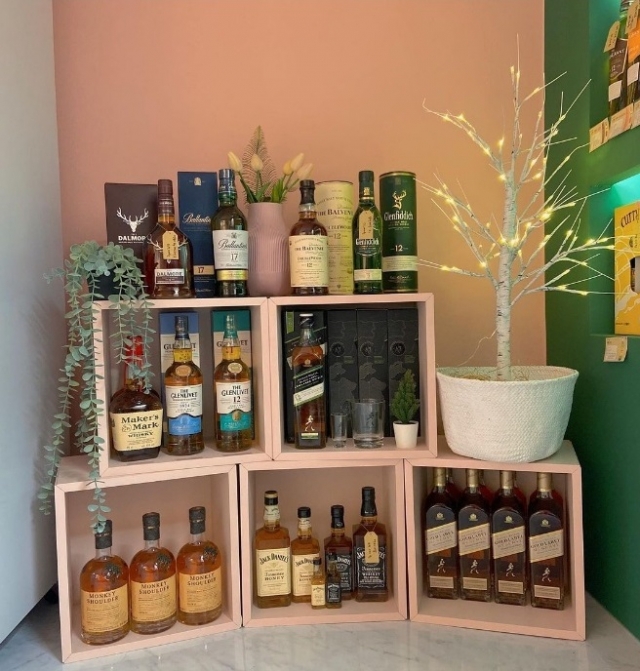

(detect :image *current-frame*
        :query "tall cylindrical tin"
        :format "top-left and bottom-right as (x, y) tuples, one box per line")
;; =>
(379, 171), (417, 293)
(315, 180), (355, 295)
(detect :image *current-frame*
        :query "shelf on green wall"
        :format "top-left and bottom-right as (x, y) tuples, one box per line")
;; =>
(588, 124), (640, 188)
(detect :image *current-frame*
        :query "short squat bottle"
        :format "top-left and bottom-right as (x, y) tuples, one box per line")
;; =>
(80, 520), (129, 645)
(310, 557), (326, 609)
(325, 552), (342, 608)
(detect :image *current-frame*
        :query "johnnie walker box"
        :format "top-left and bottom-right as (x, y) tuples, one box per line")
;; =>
(387, 307), (421, 432)
(327, 309), (358, 437)
(356, 309), (390, 436)
(178, 172), (218, 298)
(281, 309), (327, 444)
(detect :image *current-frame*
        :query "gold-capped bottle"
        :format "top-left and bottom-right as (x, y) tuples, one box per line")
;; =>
(80, 520), (129, 645)
(177, 507), (223, 625)
(129, 512), (177, 635)
(291, 506), (320, 603)
(254, 491), (291, 608)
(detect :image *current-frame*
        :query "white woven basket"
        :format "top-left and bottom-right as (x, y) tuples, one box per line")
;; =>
(437, 366), (579, 463)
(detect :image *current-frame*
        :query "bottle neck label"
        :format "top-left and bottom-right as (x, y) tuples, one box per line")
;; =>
(263, 504), (280, 523)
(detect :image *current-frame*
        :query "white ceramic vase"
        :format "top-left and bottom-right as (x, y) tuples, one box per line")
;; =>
(247, 202), (290, 297)
(392, 420), (419, 449)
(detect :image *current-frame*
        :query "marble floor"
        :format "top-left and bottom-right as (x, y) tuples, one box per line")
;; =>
(1, 594), (639, 671)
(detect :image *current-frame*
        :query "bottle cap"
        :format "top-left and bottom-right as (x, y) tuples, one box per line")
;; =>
(297, 506), (311, 519)
(537, 473), (553, 492)
(466, 469), (479, 487)
(331, 505), (345, 528)
(299, 180), (315, 205)
(225, 314), (237, 334)
(299, 313), (315, 329)
(360, 486), (377, 516)
(175, 315), (188, 336)
(264, 490), (279, 505)
(218, 168), (236, 190)
(433, 467), (446, 487)
(142, 512), (160, 541)
(158, 179), (173, 197)
(189, 506), (206, 523)
(94, 519), (113, 550)
(359, 170), (374, 185)
(313, 556), (322, 567)
(500, 471), (515, 489)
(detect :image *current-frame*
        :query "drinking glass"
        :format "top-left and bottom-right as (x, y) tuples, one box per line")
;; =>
(351, 399), (385, 448)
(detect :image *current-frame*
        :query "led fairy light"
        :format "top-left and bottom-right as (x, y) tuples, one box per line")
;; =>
(419, 58), (614, 380)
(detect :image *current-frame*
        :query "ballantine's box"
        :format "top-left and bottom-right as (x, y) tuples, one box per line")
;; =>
(615, 201), (640, 335)
(326, 309), (358, 436)
(387, 307), (420, 429)
(178, 172), (218, 298)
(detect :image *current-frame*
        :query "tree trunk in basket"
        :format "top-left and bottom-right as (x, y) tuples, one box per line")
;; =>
(496, 179), (516, 381)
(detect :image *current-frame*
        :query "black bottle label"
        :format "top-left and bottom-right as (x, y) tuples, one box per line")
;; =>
(329, 552), (353, 591)
(355, 545), (387, 590)
(326, 581), (342, 604)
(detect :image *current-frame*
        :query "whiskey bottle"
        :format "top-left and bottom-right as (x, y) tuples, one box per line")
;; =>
(289, 179), (329, 295)
(445, 468), (461, 504)
(353, 486), (389, 602)
(423, 467), (458, 600)
(213, 313), (252, 452)
(323, 504), (354, 600)
(164, 316), (204, 455)
(291, 506), (320, 603)
(292, 313), (326, 448)
(211, 169), (248, 297)
(254, 490), (291, 608)
(130, 512), (177, 635)
(177, 506), (223, 626)
(145, 179), (195, 298)
(458, 469), (492, 602)
(310, 557), (326, 609)
(109, 336), (162, 462)
(80, 520), (129, 645)
(325, 552), (342, 608)
(491, 471), (526, 606)
(529, 473), (565, 610)
(352, 170), (383, 294)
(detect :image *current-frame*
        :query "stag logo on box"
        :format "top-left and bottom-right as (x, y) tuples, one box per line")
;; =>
(392, 190), (407, 210)
(116, 207), (149, 239)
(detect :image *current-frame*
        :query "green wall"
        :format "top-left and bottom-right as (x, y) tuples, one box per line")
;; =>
(546, 0), (640, 640)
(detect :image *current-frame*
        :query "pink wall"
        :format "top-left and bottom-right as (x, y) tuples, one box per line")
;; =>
(53, 0), (545, 368)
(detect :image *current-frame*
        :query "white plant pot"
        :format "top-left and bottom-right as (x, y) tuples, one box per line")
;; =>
(392, 420), (419, 449)
(436, 366), (579, 463)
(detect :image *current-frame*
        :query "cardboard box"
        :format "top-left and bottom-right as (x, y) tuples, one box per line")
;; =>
(326, 309), (358, 437)
(158, 312), (201, 403)
(614, 201), (640, 335)
(178, 172), (218, 298)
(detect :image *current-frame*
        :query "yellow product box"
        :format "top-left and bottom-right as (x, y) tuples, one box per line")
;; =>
(615, 201), (640, 334)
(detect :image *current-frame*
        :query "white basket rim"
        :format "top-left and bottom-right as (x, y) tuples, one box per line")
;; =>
(437, 365), (578, 386)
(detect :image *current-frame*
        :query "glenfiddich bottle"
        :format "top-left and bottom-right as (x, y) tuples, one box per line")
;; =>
(289, 180), (329, 295)
(323, 504), (354, 599)
(353, 486), (389, 602)
(292, 313), (326, 448)
(145, 179), (195, 298)
(163, 316), (204, 455)
(458, 469), (492, 602)
(213, 314), (252, 452)
(177, 507), (223, 625)
(529, 473), (565, 610)
(211, 169), (249, 297)
(424, 467), (459, 599)
(291, 506), (320, 603)
(491, 471), (527, 606)
(109, 336), (162, 462)
(129, 512), (177, 635)
(254, 490), (291, 608)
(80, 520), (129, 645)
(352, 170), (383, 294)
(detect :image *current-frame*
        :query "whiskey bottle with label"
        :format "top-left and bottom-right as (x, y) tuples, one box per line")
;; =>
(529, 473), (565, 610)
(109, 336), (162, 462)
(80, 520), (129, 645)
(458, 469), (492, 602)
(163, 316), (204, 455)
(213, 313), (252, 452)
(145, 179), (195, 298)
(289, 179), (329, 295)
(353, 486), (389, 602)
(325, 552), (342, 608)
(254, 490), (291, 608)
(211, 169), (248, 297)
(445, 468), (461, 504)
(491, 471), (526, 606)
(323, 504), (354, 600)
(310, 557), (326, 609)
(423, 467), (458, 599)
(352, 170), (382, 294)
(177, 507), (223, 626)
(130, 512), (177, 635)
(292, 313), (326, 448)
(291, 506), (320, 603)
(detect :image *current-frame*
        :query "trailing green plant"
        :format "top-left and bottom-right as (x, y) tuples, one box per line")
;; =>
(390, 370), (420, 424)
(37, 241), (154, 531)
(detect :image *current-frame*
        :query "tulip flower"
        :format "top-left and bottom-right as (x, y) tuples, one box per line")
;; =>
(283, 161), (292, 176)
(296, 163), (313, 180)
(228, 151), (242, 172)
(290, 153), (304, 172)
(250, 154), (264, 172)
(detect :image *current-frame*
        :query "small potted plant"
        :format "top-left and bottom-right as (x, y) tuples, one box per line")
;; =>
(390, 370), (420, 449)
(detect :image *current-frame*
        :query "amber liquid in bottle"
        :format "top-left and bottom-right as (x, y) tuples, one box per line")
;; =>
(325, 552), (343, 608)
(529, 473), (565, 610)
(177, 506), (223, 625)
(424, 467), (459, 599)
(292, 313), (326, 448)
(492, 471), (527, 606)
(323, 504), (354, 600)
(163, 316), (204, 455)
(289, 179), (329, 295)
(458, 469), (492, 602)
(310, 557), (326, 609)
(291, 506), (320, 603)
(145, 178), (195, 298)
(353, 486), (389, 602)
(254, 491), (292, 608)
(213, 313), (252, 452)
(129, 512), (177, 635)
(80, 520), (129, 645)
